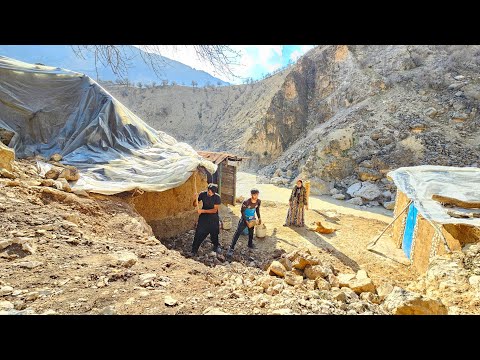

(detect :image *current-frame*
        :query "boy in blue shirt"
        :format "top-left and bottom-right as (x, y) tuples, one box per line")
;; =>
(226, 188), (261, 259)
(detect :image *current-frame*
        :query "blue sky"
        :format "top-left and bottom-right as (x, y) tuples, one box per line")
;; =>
(139, 45), (315, 84)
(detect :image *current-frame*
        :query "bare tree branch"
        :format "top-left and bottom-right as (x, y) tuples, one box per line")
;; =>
(71, 45), (240, 82)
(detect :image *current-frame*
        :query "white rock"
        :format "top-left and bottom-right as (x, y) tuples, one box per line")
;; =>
(330, 188), (340, 195)
(203, 307), (230, 315)
(111, 251), (138, 268)
(347, 197), (363, 206)
(355, 182), (382, 201)
(468, 275), (480, 289)
(0, 301), (14, 310)
(347, 182), (362, 197)
(332, 193), (345, 200)
(164, 295), (178, 306)
(272, 308), (292, 315)
(0, 286), (14, 296)
(42, 309), (57, 315)
(139, 273), (156, 286)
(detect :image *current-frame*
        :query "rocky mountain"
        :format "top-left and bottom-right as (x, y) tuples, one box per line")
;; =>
(0, 45), (229, 87)
(104, 45), (480, 206)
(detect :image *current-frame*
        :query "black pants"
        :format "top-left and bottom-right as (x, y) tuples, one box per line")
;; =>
(192, 215), (219, 254)
(229, 219), (253, 250)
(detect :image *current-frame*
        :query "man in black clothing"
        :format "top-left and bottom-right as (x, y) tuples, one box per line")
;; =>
(226, 188), (261, 259)
(190, 183), (222, 257)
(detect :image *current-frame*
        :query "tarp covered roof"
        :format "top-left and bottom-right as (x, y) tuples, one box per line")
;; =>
(388, 165), (480, 226)
(197, 151), (246, 165)
(0, 56), (216, 195)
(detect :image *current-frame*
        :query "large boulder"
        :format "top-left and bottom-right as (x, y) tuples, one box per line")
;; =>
(383, 287), (448, 315)
(0, 142), (14, 172)
(355, 182), (382, 201)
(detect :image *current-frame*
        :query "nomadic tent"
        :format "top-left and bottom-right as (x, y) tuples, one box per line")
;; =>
(0, 55), (217, 238)
(388, 165), (480, 273)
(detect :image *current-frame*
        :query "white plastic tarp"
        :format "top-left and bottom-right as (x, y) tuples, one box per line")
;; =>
(388, 165), (480, 226)
(0, 55), (216, 195)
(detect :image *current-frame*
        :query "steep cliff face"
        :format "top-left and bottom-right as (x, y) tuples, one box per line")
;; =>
(105, 45), (480, 199)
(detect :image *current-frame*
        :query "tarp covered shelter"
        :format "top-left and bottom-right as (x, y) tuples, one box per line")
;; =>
(0, 55), (216, 195)
(388, 165), (480, 273)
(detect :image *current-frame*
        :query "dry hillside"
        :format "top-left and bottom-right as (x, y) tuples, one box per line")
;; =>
(105, 45), (480, 206)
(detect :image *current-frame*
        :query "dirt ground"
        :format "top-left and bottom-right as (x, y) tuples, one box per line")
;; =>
(1, 164), (417, 315)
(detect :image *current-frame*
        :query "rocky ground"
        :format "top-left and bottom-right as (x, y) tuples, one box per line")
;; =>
(1, 160), (469, 315)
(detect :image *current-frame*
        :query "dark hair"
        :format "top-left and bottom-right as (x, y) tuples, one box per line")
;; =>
(250, 188), (259, 195)
(207, 183), (218, 193)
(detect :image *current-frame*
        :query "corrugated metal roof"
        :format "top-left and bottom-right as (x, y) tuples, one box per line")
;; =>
(197, 151), (246, 164)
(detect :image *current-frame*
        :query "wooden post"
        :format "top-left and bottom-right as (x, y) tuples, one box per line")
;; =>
(304, 180), (310, 207)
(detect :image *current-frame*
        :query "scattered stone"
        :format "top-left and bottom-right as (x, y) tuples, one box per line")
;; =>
(349, 277), (376, 295)
(347, 197), (363, 206)
(468, 275), (480, 290)
(58, 167), (80, 181)
(24, 291), (39, 301)
(454, 75), (465, 81)
(424, 107), (438, 118)
(139, 273), (156, 287)
(278, 257), (292, 271)
(203, 307), (229, 315)
(0, 128), (15, 146)
(383, 287), (448, 315)
(338, 273), (356, 287)
(164, 295), (178, 306)
(50, 153), (63, 162)
(383, 201), (395, 210)
(55, 178), (72, 192)
(347, 182), (362, 197)
(304, 265), (329, 280)
(355, 182), (382, 201)
(99, 305), (116, 315)
(315, 278), (331, 291)
(15, 261), (43, 269)
(269, 261), (287, 277)
(45, 167), (62, 180)
(0, 301), (14, 311)
(292, 254), (320, 270)
(272, 308), (292, 315)
(332, 193), (345, 200)
(0, 168), (15, 179)
(360, 292), (381, 304)
(0, 142), (14, 172)
(112, 251), (138, 268)
(284, 273), (304, 287)
(332, 290), (347, 302)
(327, 274), (340, 288)
(0, 286), (14, 296)
(376, 283), (394, 300)
(42, 309), (57, 315)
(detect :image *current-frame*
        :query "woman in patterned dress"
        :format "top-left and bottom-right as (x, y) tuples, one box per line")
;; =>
(284, 179), (308, 227)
